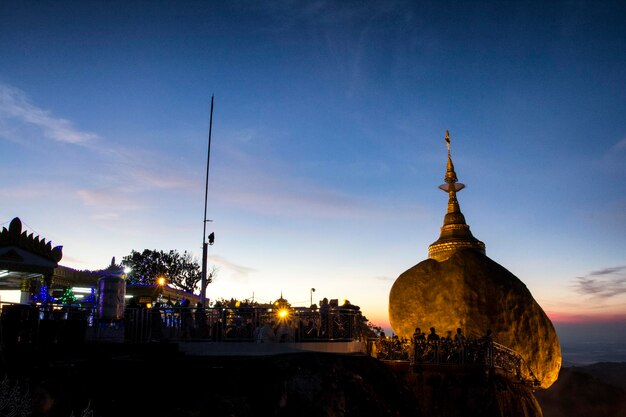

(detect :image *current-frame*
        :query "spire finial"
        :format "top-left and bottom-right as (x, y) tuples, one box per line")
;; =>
(428, 130), (485, 261)
(439, 130), (463, 198)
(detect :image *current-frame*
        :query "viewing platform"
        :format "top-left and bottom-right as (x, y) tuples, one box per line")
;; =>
(373, 337), (541, 387)
(0, 301), (369, 356)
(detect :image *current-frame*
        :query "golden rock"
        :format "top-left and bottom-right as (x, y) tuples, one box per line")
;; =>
(389, 249), (561, 388)
(389, 132), (561, 389)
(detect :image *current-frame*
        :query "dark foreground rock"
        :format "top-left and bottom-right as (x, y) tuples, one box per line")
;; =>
(388, 362), (542, 417)
(0, 343), (573, 417)
(2, 344), (419, 417)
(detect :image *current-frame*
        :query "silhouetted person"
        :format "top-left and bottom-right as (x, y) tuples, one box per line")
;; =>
(276, 320), (293, 342)
(303, 319), (317, 339)
(425, 327), (441, 362)
(212, 318), (223, 341)
(194, 302), (209, 338)
(180, 299), (193, 339)
(412, 327), (425, 341)
(340, 299), (359, 338)
(124, 297), (142, 342)
(150, 302), (163, 341)
(442, 330), (454, 362)
(479, 329), (494, 366)
(412, 327), (426, 362)
(319, 298), (330, 338)
(244, 319), (255, 339)
(481, 329), (493, 343)
(427, 327), (440, 341)
(253, 322), (262, 342)
(258, 321), (276, 342)
(454, 327), (465, 342)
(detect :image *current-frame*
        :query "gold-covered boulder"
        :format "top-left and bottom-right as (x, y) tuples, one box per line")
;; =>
(389, 248), (561, 388)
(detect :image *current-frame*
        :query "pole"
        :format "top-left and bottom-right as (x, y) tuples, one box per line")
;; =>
(201, 95), (214, 308)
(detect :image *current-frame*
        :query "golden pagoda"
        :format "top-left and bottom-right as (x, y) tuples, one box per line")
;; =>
(388, 131), (561, 388)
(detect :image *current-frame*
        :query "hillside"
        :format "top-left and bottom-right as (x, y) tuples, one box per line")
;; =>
(535, 365), (626, 417)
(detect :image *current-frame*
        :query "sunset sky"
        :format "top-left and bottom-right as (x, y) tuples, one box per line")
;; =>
(1, 1), (625, 338)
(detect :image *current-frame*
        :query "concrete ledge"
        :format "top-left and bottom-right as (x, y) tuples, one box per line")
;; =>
(178, 340), (366, 356)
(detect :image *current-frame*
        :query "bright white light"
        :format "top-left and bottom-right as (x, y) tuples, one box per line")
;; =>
(123, 267), (132, 274)
(0, 290), (20, 303)
(72, 287), (93, 294)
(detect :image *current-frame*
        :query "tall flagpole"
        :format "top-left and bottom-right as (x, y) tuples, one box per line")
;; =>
(201, 95), (214, 308)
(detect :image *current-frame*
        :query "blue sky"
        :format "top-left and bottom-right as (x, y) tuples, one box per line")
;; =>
(1, 0), (625, 334)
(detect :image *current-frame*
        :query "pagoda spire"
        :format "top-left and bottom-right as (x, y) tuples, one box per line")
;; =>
(428, 131), (485, 261)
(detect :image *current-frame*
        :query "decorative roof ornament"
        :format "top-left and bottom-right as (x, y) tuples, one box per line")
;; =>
(428, 131), (486, 261)
(0, 217), (63, 263)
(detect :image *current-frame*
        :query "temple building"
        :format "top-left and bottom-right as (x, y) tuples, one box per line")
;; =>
(388, 131), (561, 389)
(0, 217), (66, 303)
(0, 218), (202, 306)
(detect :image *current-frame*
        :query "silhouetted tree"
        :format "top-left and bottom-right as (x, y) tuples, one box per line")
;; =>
(362, 317), (384, 338)
(122, 249), (215, 294)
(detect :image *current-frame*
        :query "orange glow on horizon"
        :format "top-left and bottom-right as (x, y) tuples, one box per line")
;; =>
(546, 311), (626, 324)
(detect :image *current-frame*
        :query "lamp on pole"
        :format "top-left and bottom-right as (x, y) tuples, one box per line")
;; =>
(201, 96), (215, 308)
(310, 288), (316, 308)
(156, 275), (166, 301)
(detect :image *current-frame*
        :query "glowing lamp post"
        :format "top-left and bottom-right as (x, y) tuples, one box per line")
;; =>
(156, 275), (167, 301)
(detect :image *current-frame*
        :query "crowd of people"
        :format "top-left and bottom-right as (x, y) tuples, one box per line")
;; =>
(123, 297), (363, 343)
(376, 326), (496, 364)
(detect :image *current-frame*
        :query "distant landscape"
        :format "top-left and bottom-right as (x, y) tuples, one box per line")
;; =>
(536, 362), (626, 417)
(533, 323), (626, 415)
(554, 321), (626, 365)
(561, 341), (626, 366)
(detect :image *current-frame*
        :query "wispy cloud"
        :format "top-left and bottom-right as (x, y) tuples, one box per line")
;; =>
(210, 255), (256, 281)
(0, 83), (98, 145)
(77, 189), (145, 211)
(0, 184), (56, 199)
(0, 82), (198, 221)
(214, 137), (415, 221)
(574, 266), (626, 299)
(127, 167), (195, 190)
(611, 137), (626, 152)
(217, 186), (373, 219)
(374, 276), (393, 282)
(600, 137), (626, 175)
(590, 266), (626, 276)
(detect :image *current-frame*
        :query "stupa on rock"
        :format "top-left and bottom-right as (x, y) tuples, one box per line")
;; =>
(389, 131), (561, 389)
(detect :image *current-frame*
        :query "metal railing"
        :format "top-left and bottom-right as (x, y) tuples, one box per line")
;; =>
(122, 306), (364, 343)
(372, 337), (540, 387)
(0, 302), (365, 346)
